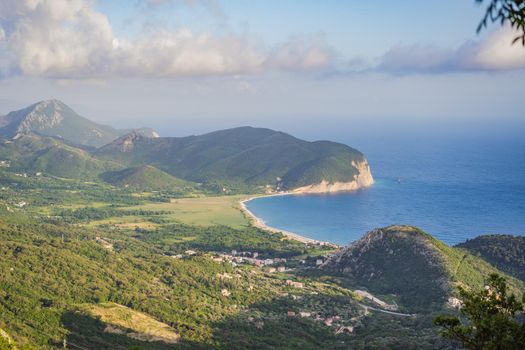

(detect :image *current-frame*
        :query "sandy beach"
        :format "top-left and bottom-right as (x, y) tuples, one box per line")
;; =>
(239, 193), (323, 244)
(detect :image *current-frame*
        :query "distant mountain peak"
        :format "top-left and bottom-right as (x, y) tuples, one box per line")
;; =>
(34, 99), (66, 107)
(0, 100), (159, 147)
(16, 100), (68, 134)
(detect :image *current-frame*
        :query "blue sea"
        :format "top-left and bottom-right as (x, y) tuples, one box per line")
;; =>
(246, 135), (525, 246)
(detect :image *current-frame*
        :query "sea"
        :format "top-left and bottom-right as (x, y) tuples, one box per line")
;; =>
(246, 133), (525, 246)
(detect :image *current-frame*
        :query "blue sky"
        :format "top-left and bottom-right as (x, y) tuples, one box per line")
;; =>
(98, 1), (486, 56)
(0, 0), (523, 139)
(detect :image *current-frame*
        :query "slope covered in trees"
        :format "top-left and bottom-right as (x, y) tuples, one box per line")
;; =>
(321, 226), (524, 313)
(457, 234), (525, 282)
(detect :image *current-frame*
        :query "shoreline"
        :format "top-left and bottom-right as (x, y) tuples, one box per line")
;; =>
(239, 192), (330, 245)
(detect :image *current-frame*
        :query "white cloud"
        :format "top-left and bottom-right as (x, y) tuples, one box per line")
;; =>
(377, 27), (525, 74)
(111, 30), (266, 77)
(377, 45), (455, 73)
(0, 0), (336, 79)
(266, 35), (336, 72)
(459, 27), (525, 71)
(1, 0), (115, 77)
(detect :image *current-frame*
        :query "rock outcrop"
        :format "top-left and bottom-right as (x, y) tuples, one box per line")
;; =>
(291, 160), (374, 194)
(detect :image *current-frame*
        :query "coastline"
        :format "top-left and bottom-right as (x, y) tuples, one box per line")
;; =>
(238, 169), (374, 246)
(240, 192), (335, 245)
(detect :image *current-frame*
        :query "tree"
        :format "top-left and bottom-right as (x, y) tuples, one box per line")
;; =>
(477, 0), (525, 45)
(434, 274), (525, 350)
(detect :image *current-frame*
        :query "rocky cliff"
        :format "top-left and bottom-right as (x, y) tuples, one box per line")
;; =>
(291, 160), (374, 193)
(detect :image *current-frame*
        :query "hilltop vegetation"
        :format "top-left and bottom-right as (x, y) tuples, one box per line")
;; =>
(101, 165), (194, 191)
(457, 235), (525, 282)
(94, 126), (372, 191)
(321, 226), (524, 313)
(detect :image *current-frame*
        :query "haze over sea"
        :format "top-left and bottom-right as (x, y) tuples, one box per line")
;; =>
(246, 130), (525, 246)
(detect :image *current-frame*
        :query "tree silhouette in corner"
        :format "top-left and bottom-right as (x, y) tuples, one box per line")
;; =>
(434, 274), (525, 350)
(477, 0), (525, 45)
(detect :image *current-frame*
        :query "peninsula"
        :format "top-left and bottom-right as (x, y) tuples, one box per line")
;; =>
(0, 100), (374, 195)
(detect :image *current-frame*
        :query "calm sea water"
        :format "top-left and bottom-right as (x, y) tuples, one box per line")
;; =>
(246, 136), (525, 246)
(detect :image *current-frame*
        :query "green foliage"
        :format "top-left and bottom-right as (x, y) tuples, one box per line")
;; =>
(0, 218), (291, 348)
(2, 124), (369, 193)
(136, 223), (310, 258)
(457, 234), (525, 282)
(95, 126), (367, 191)
(1, 166), (523, 349)
(477, 0), (525, 45)
(101, 165), (194, 191)
(54, 206), (172, 223)
(321, 226), (524, 313)
(343, 313), (453, 350)
(0, 133), (122, 179)
(0, 329), (16, 350)
(322, 226), (450, 311)
(2, 101), (371, 192)
(434, 274), (525, 349)
(212, 314), (351, 350)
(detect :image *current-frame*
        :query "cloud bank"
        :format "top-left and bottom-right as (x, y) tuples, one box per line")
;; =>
(0, 0), (336, 79)
(0, 0), (524, 80)
(378, 27), (525, 74)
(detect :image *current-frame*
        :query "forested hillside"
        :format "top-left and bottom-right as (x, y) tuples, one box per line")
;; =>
(457, 235), (525, 282)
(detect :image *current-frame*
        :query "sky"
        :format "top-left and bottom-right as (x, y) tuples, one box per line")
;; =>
(0, 0), (524, 141)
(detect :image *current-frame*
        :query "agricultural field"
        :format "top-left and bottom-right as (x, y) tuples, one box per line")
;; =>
(118, 195), (250, 229)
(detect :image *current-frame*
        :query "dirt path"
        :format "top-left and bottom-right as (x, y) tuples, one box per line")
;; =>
(359, 304), (416, 317)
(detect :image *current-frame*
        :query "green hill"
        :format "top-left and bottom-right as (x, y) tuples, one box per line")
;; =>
(457, 234), (525, 283)
(101, 165), (193, 191)
(0, 100), (158, 147)
(1, 101), (374, 192)
(95, 127), (373, 191)
(0, 209), (338, 349)
(0, 127), (373, 192)
(0, 133), (122, 179)
(321, 226), (524, 312)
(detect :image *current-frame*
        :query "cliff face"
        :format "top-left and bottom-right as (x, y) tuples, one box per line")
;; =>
(291, 159), (374, 194)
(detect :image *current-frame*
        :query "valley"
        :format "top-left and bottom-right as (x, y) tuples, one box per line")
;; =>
(0, 101), (523, 349)
(1, 167), (523, 349)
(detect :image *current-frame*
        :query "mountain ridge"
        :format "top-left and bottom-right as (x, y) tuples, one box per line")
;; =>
(96, 126), (374, 192)
(0, 100), (159, 147)
(0, 100), (373, 193)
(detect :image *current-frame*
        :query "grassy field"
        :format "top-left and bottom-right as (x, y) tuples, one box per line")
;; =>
(121, 195), (250, 228)
(79, 303), (179, 344)
(83, 216), (161, 230)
